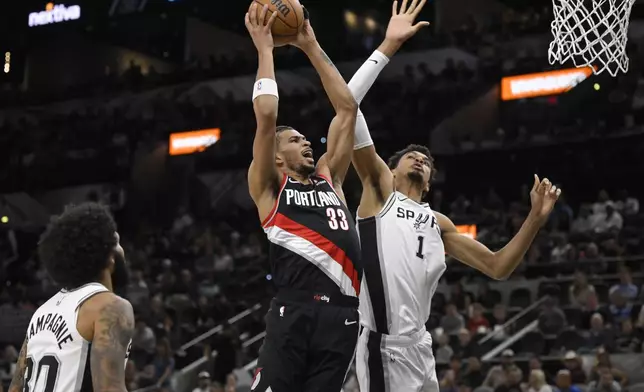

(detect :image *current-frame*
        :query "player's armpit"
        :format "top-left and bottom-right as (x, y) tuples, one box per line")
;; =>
(322, 112), (357, 185)
(436, 212), (505, 280)
(90, 296), (134, 392)
(8, 338), (27, 392)
(353, 145), (394, 218)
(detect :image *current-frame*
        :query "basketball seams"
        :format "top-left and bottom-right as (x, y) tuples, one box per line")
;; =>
(252, 0), (302, 36)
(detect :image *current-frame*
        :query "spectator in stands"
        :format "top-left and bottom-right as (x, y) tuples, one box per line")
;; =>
(493, 365), (523, 392)
(193, 371), (213, 392)
(586, 313), (615, 352)
(476, 281), (499, 309)
(538, 297), (567, 335)
(528, 369), (554, 392)
(610, 267), (638, 300)
(468, 303), (490, 333)
(569, 271), (597, 311)
(440, 356), (463, 392)
(591, 349), (628, 387)
(463, 357), (485, 388)
(601, 288), (635, 326)
(593, 191), (614, 215)
(442, 303), (466, 335)
(152, 338), (175, 389)
(456, 328), (479, 358)
(490, 304), (510, 341)
(562, 351), (588, 385)
(127, 269), (150, 307)
(551, 233), (574, 263)
(451, 282), (472, 311)
(436, 331), (455, 363)
(614, 190), (639, 216)
(213, 246), (234, 273)
(588, 366), (621, 392)
(615, 318), (643, 353)
(125, 360), (140, 391)
(591, 203), (623, 234)
(483, 349), (518, 389)
(132, 319), (157, 363)
(571, 206), (592, 235)
(555, 370), (582, 392)
(224, 373), (237, 392)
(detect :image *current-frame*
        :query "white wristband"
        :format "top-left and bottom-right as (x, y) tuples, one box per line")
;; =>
(252, 78), (279, 101)
(354, 110), (374, 150)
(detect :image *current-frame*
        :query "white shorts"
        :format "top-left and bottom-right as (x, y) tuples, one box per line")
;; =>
(356, 326), (439, 392)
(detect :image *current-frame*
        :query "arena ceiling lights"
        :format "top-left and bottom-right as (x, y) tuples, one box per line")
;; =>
(501, 67), (594, 101)
(169, 129), (221, 156)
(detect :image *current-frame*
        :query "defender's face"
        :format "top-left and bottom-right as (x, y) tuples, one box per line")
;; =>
(393, 151), (432, 190)
(276, 129), (314, 174)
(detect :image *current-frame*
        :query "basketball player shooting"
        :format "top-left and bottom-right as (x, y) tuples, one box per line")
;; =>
(345, 1), (562, 391)
(244, 4), (362, 392)
(9, 203), (133, 392)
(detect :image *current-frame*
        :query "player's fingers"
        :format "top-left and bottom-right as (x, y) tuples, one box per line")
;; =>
(412, 0), (428, 18)
(244, 12), (251, 30)
(542, 178), (551, 194)
(266, 10), (279, 29)
(412, 21), (430, 32)
(260, 4), (269, 26)
(555, 188), (562, 198)
(400, 0), (410, 14)
(532, 174), (540, 192)
(249, 3), (258, 26)
(407, 0), (420, 14)
(392, 0), (398, 15)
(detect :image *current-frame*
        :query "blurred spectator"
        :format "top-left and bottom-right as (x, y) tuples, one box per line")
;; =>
(571, 206), (592, 235)
(128, 269), (150, 307)
(601, 289), (634, 326)
(476, 282), (499, 309)
(591, 350), (628, 387)
(569, 271), (598, 311)
(193, 371), (213, 392)
(152, 338), (175, 389)
(614, 190), (639, 216)
(125, 360), (140, 391)
(131, 319), (157, 363)
(593, 191), (614, 215)
(484, 349), (518, 389)
(436, 332), (455, 363)
(614, 318), (643, 353)
(442, 303), (466, 335)
(555, 370), (582, 392)
(490, 304), (510, 341)
(451, 283), (472, 311)
(494, 365), (523, 392)
(551, 234), (573, 263)
(588, 366), (621, 392)
(528, 369), (554, 392)
(440, 356), (463, 391)
(591, 204), (623, 234)
(463, 357), (485, 387)
(224, 373), (237, 392)
(456, 328), (479, 358)
(467, 303), (490, 333)
(562, 351), (588, 385)
(538, 297), (567, 335)
(610, 267), (638, 300)
(586, 313), (615, 351)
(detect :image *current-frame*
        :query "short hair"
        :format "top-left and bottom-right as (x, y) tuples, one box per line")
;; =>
(387, 144), (435, 177)
(38, 202), (117, 290)
(276, 125), (294, 134)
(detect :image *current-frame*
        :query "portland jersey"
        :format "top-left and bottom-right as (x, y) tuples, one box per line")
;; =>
(358, 191), (447, 335)
(262, 174), (362, 297)
(24, 283), (131, 392)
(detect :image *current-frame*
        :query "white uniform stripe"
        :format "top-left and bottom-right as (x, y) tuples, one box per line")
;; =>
(264, 226), (357, 297)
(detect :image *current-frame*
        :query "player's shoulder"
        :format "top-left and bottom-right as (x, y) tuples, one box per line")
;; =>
(78, 292), (133, 338)
(86, 292), (133, 318)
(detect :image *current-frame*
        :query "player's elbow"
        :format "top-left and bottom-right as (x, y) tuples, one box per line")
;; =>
(335, 96), (358, 116)
(253, 98), (278, 122)
(486, 254), (510, 281)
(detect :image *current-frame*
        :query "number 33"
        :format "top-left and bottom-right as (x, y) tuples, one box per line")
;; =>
(326, 208), (349, 231)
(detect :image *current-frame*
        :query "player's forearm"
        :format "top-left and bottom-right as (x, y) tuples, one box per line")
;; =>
(253, 50), (278, 123)
(348, 50), (389, 105)
(492, 212), (543, 279)
(377, 38), (403, 58)
(303, 44), (357, 113)
(8, 339), (27, 392)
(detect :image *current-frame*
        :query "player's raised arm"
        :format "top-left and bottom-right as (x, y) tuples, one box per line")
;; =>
(438, 176), (562, 280)
(291, 11), (358, 187)
(245, 4), (282, 209)
(90, 295), (135, 392)
(8, 338), (27, 392)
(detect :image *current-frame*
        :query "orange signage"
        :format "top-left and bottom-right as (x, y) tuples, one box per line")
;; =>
(169, 129), (221, 156)
(456, 224), (477, 239)
(501, 67), (593, 101)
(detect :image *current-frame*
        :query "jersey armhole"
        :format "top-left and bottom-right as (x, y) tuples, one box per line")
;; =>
(261, 173), (288, 228)
(74, 290), (109, 343)
(357, 192), (397, 221)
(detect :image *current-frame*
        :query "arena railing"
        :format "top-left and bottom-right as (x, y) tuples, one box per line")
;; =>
(477, 295), (548, 345)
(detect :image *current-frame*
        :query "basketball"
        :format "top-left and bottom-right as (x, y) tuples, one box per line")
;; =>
(253, 0), (304, 38)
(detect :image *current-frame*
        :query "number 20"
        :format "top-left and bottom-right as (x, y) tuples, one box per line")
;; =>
(24, 354), (60, 392)
(326, 208), (349, 231)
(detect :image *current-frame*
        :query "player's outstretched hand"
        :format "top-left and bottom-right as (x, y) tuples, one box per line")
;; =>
(385, 0), (431, 44)
(529, 174), (562, 224)
(245, 3), (279, 53)
(291, 8), (318, 52)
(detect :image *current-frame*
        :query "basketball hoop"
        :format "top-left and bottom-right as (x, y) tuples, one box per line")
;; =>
(548, 0), (636, 76)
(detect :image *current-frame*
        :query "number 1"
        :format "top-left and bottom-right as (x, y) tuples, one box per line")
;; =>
(416, 236), (425, 259)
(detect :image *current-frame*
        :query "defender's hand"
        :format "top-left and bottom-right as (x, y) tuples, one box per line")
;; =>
(529, 174), (562, 224)
(245, 3), (279, 52)
(385, 0), (430, 44)
(291, 8), (318, 52)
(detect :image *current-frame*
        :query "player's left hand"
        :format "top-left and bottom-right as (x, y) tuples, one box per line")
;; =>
(291, 8), (318, 51)
(529, 174), (562, 223)
(385, 0), (431, 44)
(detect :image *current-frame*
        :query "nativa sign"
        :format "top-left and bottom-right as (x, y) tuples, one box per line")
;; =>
(29, 3), (81, 27)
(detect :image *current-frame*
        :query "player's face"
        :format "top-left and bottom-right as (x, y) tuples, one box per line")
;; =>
(111, 232), (129, 294)
(276, 129), (315, 177)
(394, 151), (432, 193)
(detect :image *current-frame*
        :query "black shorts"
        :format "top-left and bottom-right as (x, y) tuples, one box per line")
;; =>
(251, 289), (360, 392)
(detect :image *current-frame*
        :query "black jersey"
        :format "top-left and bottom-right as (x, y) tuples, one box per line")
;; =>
(262, 174), (362, 297)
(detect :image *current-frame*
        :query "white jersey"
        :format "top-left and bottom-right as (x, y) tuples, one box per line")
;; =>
(24, 282), (129, 392)
(357, 191), (447, 336)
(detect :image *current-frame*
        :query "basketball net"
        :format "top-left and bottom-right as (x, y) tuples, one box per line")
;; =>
(548, 0), (636, 76)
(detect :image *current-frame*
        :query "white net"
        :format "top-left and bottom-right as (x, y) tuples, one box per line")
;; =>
(548, 0), (636, 76)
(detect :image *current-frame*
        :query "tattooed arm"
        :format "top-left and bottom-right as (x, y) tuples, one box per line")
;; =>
(8, 339), (27, 392)
(90, 295), (135, 392)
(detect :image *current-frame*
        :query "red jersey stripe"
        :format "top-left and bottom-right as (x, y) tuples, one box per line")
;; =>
(261, 174), (288, 228)
(269, 213), (360, 295)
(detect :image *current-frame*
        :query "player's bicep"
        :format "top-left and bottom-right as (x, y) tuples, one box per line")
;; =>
(436, 213), (500, 279)
(325, 110), (358, 183)
(90, 296), (134, 392)
(248, 127), (280, 202)
(353, 146), (394, 193)
(8, 338), (27, 392)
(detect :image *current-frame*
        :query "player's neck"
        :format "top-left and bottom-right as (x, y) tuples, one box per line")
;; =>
(98, 273), (114, 292)
(282, 169), (312, 185)
(396, 181), (424, 203)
